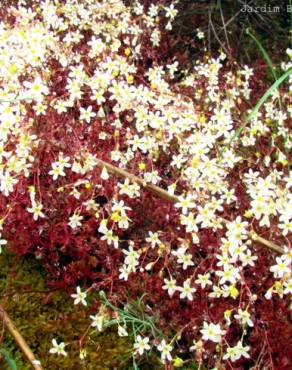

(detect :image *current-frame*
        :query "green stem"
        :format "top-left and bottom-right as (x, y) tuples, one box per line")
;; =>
(229, 67), (292, 146)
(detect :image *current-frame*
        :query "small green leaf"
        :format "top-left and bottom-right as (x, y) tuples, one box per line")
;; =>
(0, 348), (18, 370)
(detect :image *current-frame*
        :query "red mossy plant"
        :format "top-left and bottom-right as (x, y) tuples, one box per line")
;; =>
(0, 1), (291, 369)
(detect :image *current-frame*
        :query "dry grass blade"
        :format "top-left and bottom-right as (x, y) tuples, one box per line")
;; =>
(0, 306), (43, 370)
(96, 159), (285, 254)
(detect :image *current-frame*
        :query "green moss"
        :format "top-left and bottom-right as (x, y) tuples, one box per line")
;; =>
(0, 251), (133, 369)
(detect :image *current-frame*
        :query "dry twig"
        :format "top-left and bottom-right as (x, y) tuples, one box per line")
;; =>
(0, 306), (43, 370)
(96, 158), (285, 254)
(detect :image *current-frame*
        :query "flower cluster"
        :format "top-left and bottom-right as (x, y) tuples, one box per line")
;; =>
(0, 0), (291, 368)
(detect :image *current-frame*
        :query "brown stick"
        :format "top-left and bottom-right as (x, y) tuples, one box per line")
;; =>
(96, 158), (285, 254)
(0, 306), (43, 370)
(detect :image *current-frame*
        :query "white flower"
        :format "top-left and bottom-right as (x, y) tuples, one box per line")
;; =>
(197, 29), (204, 39)
(240, 249), (257, 267)
(79, 349), (87, 360)
(170, 154), (186, 169)
(240, 65), (253, 79)
(146, 231), (160, 248)
(49, 163), (65, 180)
(23, 77), (49, 101)
(0, 171), (18, 196)
(118, 325), (128, 337)
(178, 279), (196, 301)
(190, 339), (203, 352)
(118, 179), (140, 198)
(100, 166), (109, 180)
(123, 244), (139, 267)
(133, 2), (143, 15)
(27, 201), (45, 221)
(195, 206), (216, 228)
(223, 341), (250, 362)
(112, 200), (131, 215)
(279, 218), (292, 236)
(143, 170), (161, 185)
(234, 309), (254, 327)
(180, 212), (198, 233)
(227, 216), (248, 233)
(80, 105), (96, 123)
(270, 256), (291, 278)
(164, 4), (178, 19)
(49, 339), (67, 356)
(175, 194), (196, 215)
(119, 265), (131, 281)
(68, 213), (83, 229)
(101, 229), (119, 248)
(54, 100), (68, 114)
(148, 4), (159, 17)
(98, 219), (108, 234)
(88, 36), (105, 57)
(265, 286), (274, 300)
(71, 286), (87, 306)
(195, 273), (212, 289)
(222, 284), (239, 299)
(283, 279), (292, 295)
(90, 314), (103, 331)
(157, 339), (173, 362)
(167, 183), (176, 196)
(200, 322), (225, 343)
(134, 335), (151, 355)
(216, 265), (240, 285)
(167, 61), (179, 79)
(209, 285), (223, 299)
(172, 246), (194, 270)
(162, 278), (177, 296)
(216, 252), (235, 267)
(221, 188), (237, 204)
(57, 153), (71, 170)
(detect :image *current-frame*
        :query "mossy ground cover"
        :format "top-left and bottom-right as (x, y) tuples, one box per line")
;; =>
(0, 252), (133, 369)
(0, 1), (291, 368)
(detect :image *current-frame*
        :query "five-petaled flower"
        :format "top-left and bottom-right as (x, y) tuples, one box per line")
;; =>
(134, 335), (151, 355)
(49, 339), (67, 356)
(71, 286), (87, 306)
(200, 322), (226, 343)
(157, 339), (173, 362)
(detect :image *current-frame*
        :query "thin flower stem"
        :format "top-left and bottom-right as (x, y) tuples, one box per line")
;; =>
(0, 306), (43, 370)
(95, 158), (285, 254)
(101, 293), (161, 336)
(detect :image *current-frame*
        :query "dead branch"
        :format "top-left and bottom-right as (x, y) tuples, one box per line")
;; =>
(0, 306), (43, 370)
(96, 158), (285, 254)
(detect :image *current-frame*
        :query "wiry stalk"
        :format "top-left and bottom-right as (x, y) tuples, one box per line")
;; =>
(96, 158), (285, 254)
(0, 306), (43, 370)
